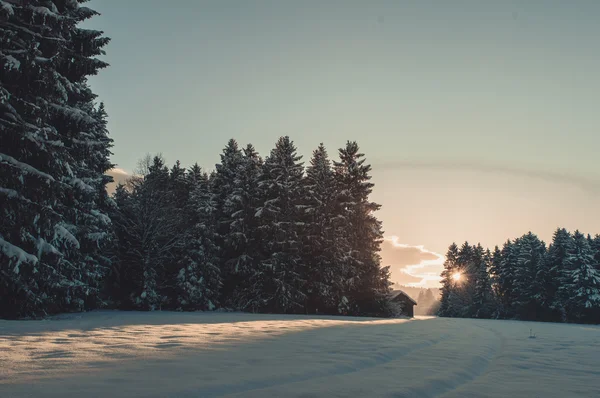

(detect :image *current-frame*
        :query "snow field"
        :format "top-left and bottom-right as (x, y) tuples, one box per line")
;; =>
(1, 311), (599, 397)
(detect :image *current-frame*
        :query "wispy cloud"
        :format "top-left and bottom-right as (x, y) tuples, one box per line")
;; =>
(382, 236), (445, 288)
(106, 168), (131, 194)
(373, 160), (600, 194)
(110, 167), (130, 175)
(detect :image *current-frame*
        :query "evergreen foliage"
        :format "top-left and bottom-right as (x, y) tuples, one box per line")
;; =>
(1, 0), (113, 318)
(101, 138), (392, 318)
(333, 141), (391, 317)
(439, 229), (600, 324)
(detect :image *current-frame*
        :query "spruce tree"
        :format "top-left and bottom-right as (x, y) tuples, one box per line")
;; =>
(560, 231), (600, 323)
(107, 184), (135, 308)
(169, 160), (190, 210)
(547, 228), (574, 320)
(591, 235), (600, 269)
(417, 290), (425, 306)
(1, 1), (112, 318)
(175, 169), (221, 310)
(489, 246), (502, 303)
(211, 139), (244, 305)
(111, 156), (180, 310)
(252, 136), (306, 313)
(334, 141), (391, 316)
(513, 232), (545, 320)
(222, 144), (263, 310)
(424, 289), (435, 309)
(497, 239), (520, 318)
(438, 243), (460, 317)
(473, 249), (494, 318)
(450, 242), (474, 317)
(302, 144), (340, 314)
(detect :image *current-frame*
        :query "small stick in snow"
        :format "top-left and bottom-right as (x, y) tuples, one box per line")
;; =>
(529, 328), (536, 339)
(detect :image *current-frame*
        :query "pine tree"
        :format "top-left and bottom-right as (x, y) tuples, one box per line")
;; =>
(169, 160), (190, 211)
(111, 156), (180, 310)
(1, 1), (112, 318)
(423, 289), (436, 309)
(473, 249), (494, 318)
(210, 140), (244, 305)
(175, 170), (221, 310)
(222, 144), (263, 310)
(334, 141), (391, 316)
(302, 144), (341, 314)
(417, 290), (425, 305)
(438, 243), (460, 317)
(513, 232), (546, 320)
(489, 245), (502, 305)
(59, 99), (115, 311)
(497, 239), (520, 318)
(449, 242), (474, 317)
(252, 137), (306, 313)
(547, 228), (574, 320)
(107, 184), (135, 308)
(590, 235), (600, 269)
(560, 231), (600, 323)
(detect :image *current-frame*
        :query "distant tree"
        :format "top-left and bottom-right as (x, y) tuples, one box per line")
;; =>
(498, 239), (520, 319)
(547, 228), (574, 321)
(169, 160), (190, 210)
(438, 228), (600, 324)
(513, 232), (546, 320)
(450, 242), (475, 317)
(106, 184), (135, 307)
(424, 289), (435, 304)
(111, 156), (181, 310)
(473, 249), (494, 318)
(438, 243), (460, 317)
(488, 245), (502, 315)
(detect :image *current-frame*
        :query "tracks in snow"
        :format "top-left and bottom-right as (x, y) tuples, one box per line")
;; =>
(198, 319), (506, 398)
(195, 325), (452, 396)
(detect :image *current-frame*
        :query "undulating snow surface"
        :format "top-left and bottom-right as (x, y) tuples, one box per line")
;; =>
(1, 312), (599, 397)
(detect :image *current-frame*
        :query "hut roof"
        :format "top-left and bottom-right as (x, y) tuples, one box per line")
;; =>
(389, 289), (417, 305)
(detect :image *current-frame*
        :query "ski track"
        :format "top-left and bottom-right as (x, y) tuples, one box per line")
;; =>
(194, 331), (452, 397)
(1, 311), (599, 398)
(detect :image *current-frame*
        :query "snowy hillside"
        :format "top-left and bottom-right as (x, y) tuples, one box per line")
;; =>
(1, 312), (599, 397)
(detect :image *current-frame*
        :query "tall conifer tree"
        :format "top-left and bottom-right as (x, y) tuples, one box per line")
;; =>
(223, 144), (263, 310)
(333, 141), (391, 316)
(253, 137), (305, 313)
(1, 0), (112, 318)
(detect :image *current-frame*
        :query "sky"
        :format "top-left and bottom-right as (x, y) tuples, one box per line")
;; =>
(88, 1), (600, 287)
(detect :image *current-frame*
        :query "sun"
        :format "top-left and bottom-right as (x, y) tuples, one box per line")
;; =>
(452, 272), (462, 282)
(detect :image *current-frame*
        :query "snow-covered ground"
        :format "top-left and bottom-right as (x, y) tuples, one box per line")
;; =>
(1, 312), (599, 397)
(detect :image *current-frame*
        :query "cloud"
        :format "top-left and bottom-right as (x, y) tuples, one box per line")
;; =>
(110, 167), (129, 176)
(106, 168), (130, 195)
(381, 237), (445, 288)
(372, 159), (600, 194)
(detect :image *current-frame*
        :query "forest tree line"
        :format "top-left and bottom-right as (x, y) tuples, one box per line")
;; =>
(108, 138), (392, 317)
(0, 1), (392, 319)
(438, 229), (600, 324)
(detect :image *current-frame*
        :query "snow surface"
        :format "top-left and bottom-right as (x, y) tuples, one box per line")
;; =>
(1, 312), (599, 397)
